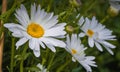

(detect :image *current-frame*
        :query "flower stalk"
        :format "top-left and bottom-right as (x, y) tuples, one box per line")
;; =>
(20, 43), (28, 72)
(56, 59), (71, 72)
(100, 15), (110, 24)
(47, 53), (55, 70)
(10, 38), (15, 72)
(0, 0), (7, 72)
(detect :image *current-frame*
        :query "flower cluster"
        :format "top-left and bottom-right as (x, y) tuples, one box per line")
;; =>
(4, 3), (116, 72)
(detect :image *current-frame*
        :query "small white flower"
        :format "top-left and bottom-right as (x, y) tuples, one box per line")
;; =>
(4, 4), (66, 57)
(36, 63), (49, 72)
(78, 16), (116, 55)
(66, 34), (97, 72)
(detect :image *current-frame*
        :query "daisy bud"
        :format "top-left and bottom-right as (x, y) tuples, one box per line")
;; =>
(107, 5), (119, 17)
(66, 25), (74, 33)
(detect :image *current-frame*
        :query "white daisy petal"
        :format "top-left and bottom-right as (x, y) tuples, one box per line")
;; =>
(90, 16), (97, 29)
(103, 45), (114, 55)
(110, 0), (120, 10)
(88, 37), (94, 47)
(16, 37), (28, 49)
(85, 57), (97, 67)
(78, 16), (84, 26)
(35, 7), (46, 23)
(79, 32), (85, 37)
(39, 9), (47, 20)
(71, 34), (78, 48)
(38, 40), (46, 49)
(37, 63), (43, 70)
(44, 23), (66, 37)
(95, 42), (103, 51)
(29, 38), (36, 49)
(66, 35), (71, 48)
(15, 5), (30, 27)
(37, 63), (49, 72)
(33, 40), (40, 57)
(54, 35), (65, 38)
(102, 41), (116, 48)
(46, 44), (56, 52)
(80, 62), (92, 72)
(34, 40), (40, 51)
(33, 50), (40, 57)
(31, 3), (36, 20)
(41, 13), (54, 25)
(72, 57), (76, 62)
(41, 37), (66, 48)
(12, 32), (23, 38)
(4, 23), (25, 31)
(21, 31), (31, 39)
(86, 56), (95, 61)
(82, 18), (90, 31)
(43, 16), (58, 29)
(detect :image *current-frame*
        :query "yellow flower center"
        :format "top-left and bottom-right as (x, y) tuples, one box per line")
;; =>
(27, 23), (44, 38)
(87, 29), (94, 37)
(71, 49), (77, 54)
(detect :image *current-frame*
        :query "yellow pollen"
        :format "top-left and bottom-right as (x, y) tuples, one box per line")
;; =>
(87, 29), (94, 37)
(71, 49), (77, 54)
(27, 23), (44, 38)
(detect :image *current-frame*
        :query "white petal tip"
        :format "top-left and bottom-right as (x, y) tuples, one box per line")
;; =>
(33, 50), (40, 57)
(16, 46), (19, 49)
(52, 49), (56, 52)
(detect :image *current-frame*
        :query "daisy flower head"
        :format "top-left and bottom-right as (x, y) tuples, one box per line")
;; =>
(4, 4), (66, 57)
(78, 16), (116, 55)
(66, 34), (97, 72)
(36, 63), (49, 72)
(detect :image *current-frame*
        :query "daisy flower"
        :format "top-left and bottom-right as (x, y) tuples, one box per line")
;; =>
(36, 63), (49, 72)
(66, 34), (97, 72)
(4, 4), (66, 57)
(78, 16), (116, 55)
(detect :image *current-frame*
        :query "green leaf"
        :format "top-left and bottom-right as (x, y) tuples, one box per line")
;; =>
(25, 66), (41, 71)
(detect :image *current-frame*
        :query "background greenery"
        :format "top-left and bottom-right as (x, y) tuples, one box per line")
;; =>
(1, 0), (120, 72)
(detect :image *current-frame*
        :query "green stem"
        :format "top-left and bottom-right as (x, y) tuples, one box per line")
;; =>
(62, 5), (74, 21)
(100, 15), (110, 24)
(56, 60), (71, 72)
(83, 0), (97, 15)
(42, 48), (49, 65)
(20, 60), (23, 72)
(74, 27), (79, 30)
(47, 0), (53, 12)
(20, 43), (28, 72)
(47, 53), (55, 70)
(46, 48), (49, 58)
(42, 58), (46, 65)
(10, 38), (15, 72)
